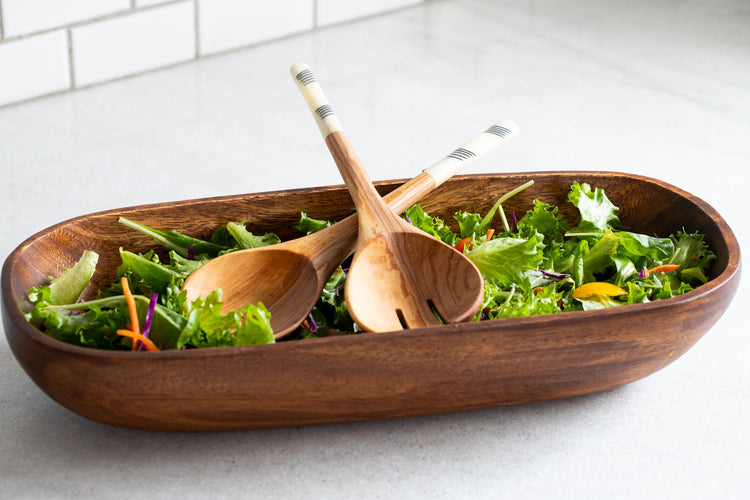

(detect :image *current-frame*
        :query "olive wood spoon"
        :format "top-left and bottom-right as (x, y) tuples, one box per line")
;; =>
(290, 63), (513, 332)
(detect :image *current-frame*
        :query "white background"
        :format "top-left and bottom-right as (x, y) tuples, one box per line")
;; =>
(1, 0), (748, 498)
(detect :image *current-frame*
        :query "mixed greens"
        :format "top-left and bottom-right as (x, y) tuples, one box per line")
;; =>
(25, 181), (716, 351)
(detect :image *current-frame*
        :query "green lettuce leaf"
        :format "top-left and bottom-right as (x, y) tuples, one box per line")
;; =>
(466, 233), (544, 292)
(580, 231), (619, 281)
(165, 250), (206, 275)
(293, 212), (333, 235)
(482, 284), (562, 319)
(403, 205), (457, 246)
(117, 249), (181, 296)
(43, 250), (99, 305)
(668, 231), (717, 284)
(226, 221), (281, 249)
(612, 254), (638, 287)
(118, 217), (228, 257)
(178, 290), (274, 348)
(615, 231), (674, 262)
(517, 199), (568, 242)
(568, 182), (621, 232)
(454, 211), (484, 239)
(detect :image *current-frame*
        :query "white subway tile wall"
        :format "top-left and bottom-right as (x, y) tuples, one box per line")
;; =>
(2, 0), (129, 38)
(317, 0), (422, 26)
(0, 31), (70, 106)
(199, 0), (313, 56)
(0, 0), (424, 107)
(72, 2), (195, 86)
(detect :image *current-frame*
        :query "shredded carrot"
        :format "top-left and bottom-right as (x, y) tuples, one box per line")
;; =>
(455, 237), (472, 253)
(116, 329), (160, 352)
(486, 229), (495, 241)
(645, 264), (680, 277)
(121, 277), (140, 351)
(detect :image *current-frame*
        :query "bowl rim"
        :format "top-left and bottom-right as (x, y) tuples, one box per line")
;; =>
(2, 171), (742, 360)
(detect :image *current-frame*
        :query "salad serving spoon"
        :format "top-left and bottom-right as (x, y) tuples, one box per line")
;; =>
(183, 70), (517, 338)
(290, 63), (508, 332)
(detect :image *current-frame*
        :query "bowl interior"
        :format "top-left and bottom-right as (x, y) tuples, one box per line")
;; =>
(5, 171), (734, 316)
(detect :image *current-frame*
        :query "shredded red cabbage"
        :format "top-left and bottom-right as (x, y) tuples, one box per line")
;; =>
(187, 246), (195, 260)
(307, 313), (318, 333)
(141, 293), (158, 339)
(539, 269), (570, 281)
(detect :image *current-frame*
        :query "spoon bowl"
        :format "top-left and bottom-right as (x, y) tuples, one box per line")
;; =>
(346, 232), (484, 330)
(184, 246), (320, 334)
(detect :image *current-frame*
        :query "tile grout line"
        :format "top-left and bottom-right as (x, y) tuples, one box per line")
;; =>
(313, 0), (318, 29)
(0, 0), (5, 40)
(66, 28), (76, 88)
(193, 0), (200, 59)
(0, 0), (187, 43)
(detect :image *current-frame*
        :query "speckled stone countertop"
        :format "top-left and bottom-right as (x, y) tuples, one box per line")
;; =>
(1, 0), (748, 498)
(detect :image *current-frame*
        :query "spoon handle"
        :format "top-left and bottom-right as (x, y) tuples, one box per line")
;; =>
(424, 121), (519, 186)
(290, 62), (344, 138)
(291, 63), (396, 237)
(384, 120), (519, 214)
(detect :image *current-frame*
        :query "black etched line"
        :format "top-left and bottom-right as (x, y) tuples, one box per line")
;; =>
(485, 125), (512, 137)
(447, 147), (476, 161)
(395, 309), (408, 329)
(315, 104), (335, 120)
(296, 69), (316, 85)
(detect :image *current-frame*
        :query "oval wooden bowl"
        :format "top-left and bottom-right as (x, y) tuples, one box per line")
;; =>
(1, 172), (741, 432)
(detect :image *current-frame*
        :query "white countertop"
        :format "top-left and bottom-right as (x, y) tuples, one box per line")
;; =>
(1, 0), (748, 498)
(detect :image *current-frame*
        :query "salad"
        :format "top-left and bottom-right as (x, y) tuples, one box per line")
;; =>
(25, 181), (715, 351)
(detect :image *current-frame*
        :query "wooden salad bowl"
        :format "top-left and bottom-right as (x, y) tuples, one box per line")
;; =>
(1, 172), (741, 432)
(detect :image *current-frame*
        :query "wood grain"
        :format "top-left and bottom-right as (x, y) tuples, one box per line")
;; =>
(1, 172), (742, 432)
(324, 130), (484, 331)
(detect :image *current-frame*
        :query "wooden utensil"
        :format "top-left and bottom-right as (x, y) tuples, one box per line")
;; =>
(183, 109), (518, 338)
(290, 63), (488, 331)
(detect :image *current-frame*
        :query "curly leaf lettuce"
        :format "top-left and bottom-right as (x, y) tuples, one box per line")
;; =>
(178, 290), (274, 348)
(466, 232), (545, 292)
(403, 205), (458, 246)
(568, 181), (621, 232)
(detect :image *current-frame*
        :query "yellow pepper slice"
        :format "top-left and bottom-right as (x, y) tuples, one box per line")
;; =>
(571, 282), (628, 299)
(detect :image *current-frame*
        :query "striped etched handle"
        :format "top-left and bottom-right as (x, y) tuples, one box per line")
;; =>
(424, 120), (519, 186)
(290, 63), (343, 137)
